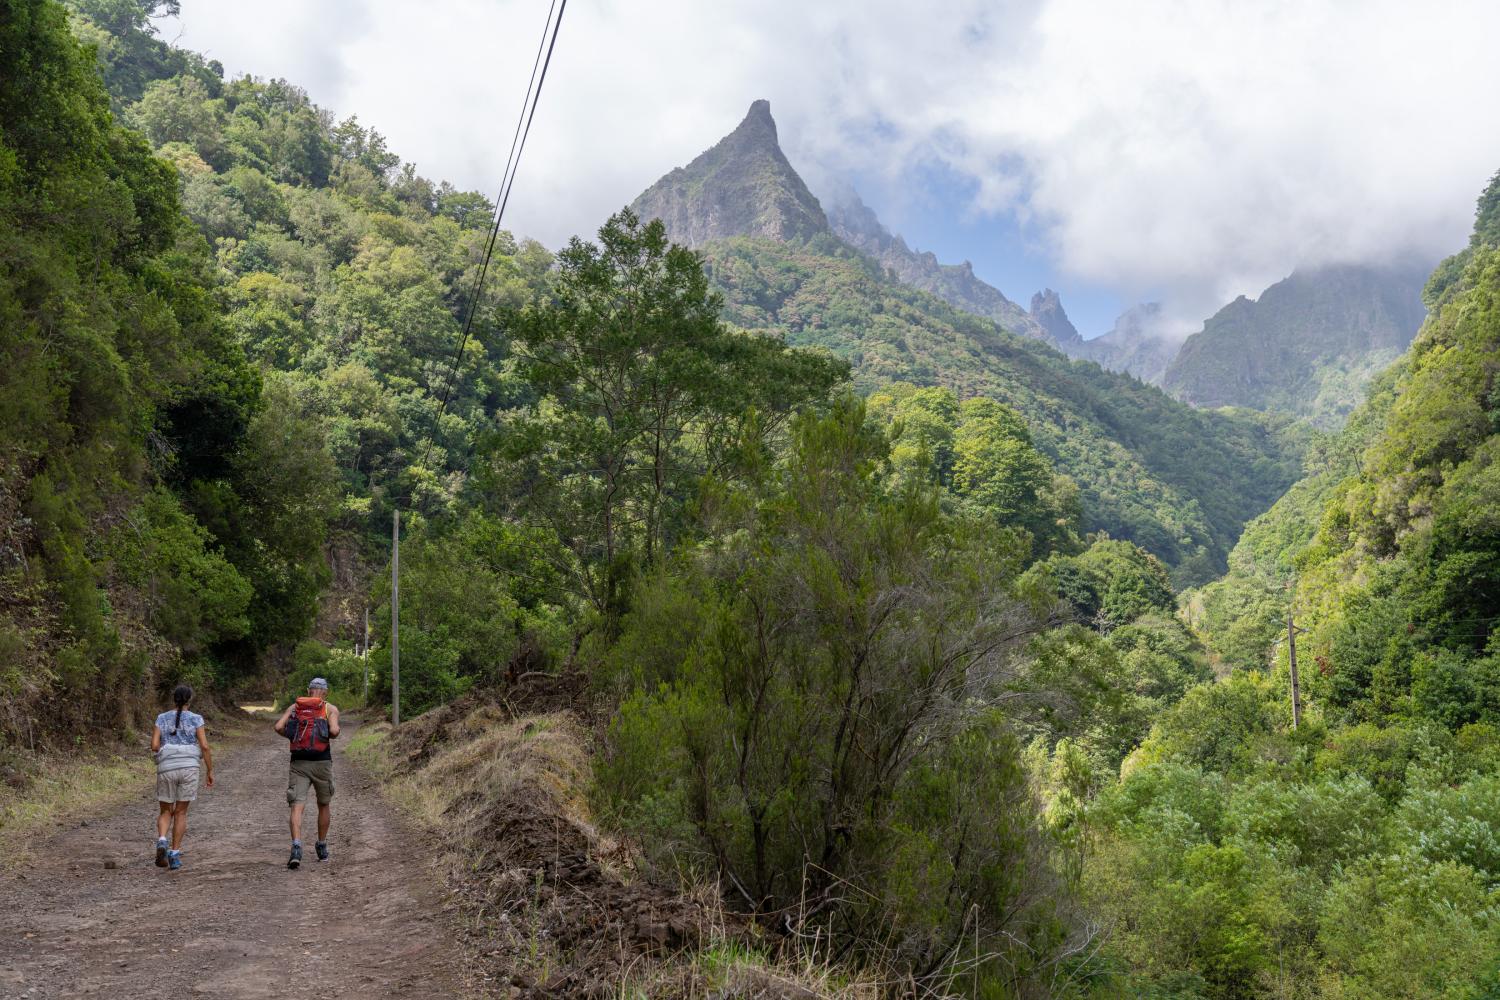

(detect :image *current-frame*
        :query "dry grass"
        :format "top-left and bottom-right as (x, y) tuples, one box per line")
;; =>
(349, 698), (880, 999)
(0, 749), (149, 868)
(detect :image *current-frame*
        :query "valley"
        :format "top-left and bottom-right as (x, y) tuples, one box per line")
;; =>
(3, 2), (1499, 999)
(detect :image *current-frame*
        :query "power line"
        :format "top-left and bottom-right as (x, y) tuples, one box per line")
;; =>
(420, 0), (568, 471)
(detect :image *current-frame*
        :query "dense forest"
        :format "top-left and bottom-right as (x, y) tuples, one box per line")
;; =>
(5, 1), (1500, 997)
(700, 234), (1308, 581)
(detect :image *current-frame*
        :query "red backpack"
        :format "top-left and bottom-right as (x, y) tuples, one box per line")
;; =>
(287, 696), (330, 754)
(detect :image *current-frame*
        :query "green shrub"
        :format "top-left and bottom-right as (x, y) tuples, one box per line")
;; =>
(277, 640), (368, 709)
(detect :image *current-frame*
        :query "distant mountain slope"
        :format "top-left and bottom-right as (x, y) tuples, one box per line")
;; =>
(1190, 172), (1500, 719)
(1164, 262), (1429, 426)
(825, 192), (1050, 342)
(632, 102), (1306, 581)
(1075, 303), (1178, 384)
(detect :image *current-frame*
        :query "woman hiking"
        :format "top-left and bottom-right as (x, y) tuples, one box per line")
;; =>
(150, 684), (214, 870)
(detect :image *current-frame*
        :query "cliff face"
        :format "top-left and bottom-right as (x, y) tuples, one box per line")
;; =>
(1029, 288), (1080, 348)
(1164, 262), (1429, 424)
(629, 100), (829, 247)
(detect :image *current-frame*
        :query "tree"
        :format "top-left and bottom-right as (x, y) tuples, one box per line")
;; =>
(128, 74), (220, 154)
(951, 396), (1077, 553)
(491, 208), (843, 627)
(600, 398), (1071, 992)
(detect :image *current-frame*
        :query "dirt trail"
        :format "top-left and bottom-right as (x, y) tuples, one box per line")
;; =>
(0, 717), (470, 999)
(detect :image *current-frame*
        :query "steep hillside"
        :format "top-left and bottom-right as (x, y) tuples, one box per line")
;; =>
(1088, 170), (1500, 1000)
(1, 0), (335, 745)
(1196, 175), (1500, 700)
(633, 103), (1306, 580)
(1165, 262), (1429, 426)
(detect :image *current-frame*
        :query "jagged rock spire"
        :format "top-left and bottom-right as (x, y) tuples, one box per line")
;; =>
(630, 100), (829, 247)
(1029, 288), (1080, 347)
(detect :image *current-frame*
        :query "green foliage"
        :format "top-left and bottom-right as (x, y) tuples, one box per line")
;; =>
(1031, 539), (1176, 630)
(701, 236), (1307, 583)
(365, 515), (553, 716)
(276, 639), (367, 709)
(1086, 180), (1500, 995)
(0, 0), (332, 737)
(869, 381), (1081, 555)
(1318, 856), (1500, 1000)
(599, 399), (1068, 993)
(488, 209), (843, 627)
(1129, 673), (1284, 776)
(106, 488), (253, 654)
(51, 10), (1500, 999)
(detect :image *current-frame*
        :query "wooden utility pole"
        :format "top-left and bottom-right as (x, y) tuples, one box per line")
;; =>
(392, 509), (400, 727)
(362, 606), (370, 701)
(1287, 610), (1302, 730)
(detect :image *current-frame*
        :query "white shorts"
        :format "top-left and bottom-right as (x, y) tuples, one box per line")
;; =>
(156, 768), (200, 803)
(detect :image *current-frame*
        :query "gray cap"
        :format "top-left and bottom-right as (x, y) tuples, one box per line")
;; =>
(308, 677), (329, 690)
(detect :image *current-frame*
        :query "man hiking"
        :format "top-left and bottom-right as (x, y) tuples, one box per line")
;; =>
(273, 677), (340, 869)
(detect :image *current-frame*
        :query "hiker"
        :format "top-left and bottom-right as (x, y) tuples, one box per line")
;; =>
(150, 684), (214, 871)
(273, 677), (340, 869)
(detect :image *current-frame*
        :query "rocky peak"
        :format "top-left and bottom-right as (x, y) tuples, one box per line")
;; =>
(629, 100), (829, 247)
(1028, 288), (1080, 347)
(740, 98), (776, 140)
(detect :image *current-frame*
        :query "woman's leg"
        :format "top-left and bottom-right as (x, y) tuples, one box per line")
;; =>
(156, 801), (172, 840)
(170, 801), (190, 850)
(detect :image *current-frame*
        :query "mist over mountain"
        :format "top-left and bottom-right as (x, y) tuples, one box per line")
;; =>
(1069, 303), (1180, 384)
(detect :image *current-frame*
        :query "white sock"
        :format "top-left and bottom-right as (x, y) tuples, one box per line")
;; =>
(157, 836), (168, 845)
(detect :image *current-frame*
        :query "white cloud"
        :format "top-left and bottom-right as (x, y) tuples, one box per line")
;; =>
(160, 0), (1500, 318)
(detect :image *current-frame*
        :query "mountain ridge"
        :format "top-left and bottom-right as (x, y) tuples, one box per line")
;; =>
(1164, 260), (1429, 426)
(630, 101), (1307, 580)
(824, 191), (1053, 342)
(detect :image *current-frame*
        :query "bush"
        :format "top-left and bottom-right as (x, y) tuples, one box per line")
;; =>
(599, 399), (1066, 994)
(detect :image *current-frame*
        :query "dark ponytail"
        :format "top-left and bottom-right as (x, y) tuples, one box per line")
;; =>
(172, 684), (193, 735)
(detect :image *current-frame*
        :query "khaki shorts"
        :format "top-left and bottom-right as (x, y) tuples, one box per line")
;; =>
(156, 768), (199, 803)
(287, 759), (335, 806)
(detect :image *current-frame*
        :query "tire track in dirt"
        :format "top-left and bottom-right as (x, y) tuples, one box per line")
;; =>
(0, 717), (470, 999)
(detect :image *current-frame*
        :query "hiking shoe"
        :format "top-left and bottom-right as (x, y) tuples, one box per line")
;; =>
(167, 850), (182, 871)
(315, 841), (328, 862)
(155, 838), (169, 868)
(287, 844), (302, 870)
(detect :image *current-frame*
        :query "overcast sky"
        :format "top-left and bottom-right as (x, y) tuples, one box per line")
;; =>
(160, 0), (1500, 337)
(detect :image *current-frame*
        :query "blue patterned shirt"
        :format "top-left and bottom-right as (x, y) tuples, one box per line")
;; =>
(156, 710), (204, 746)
